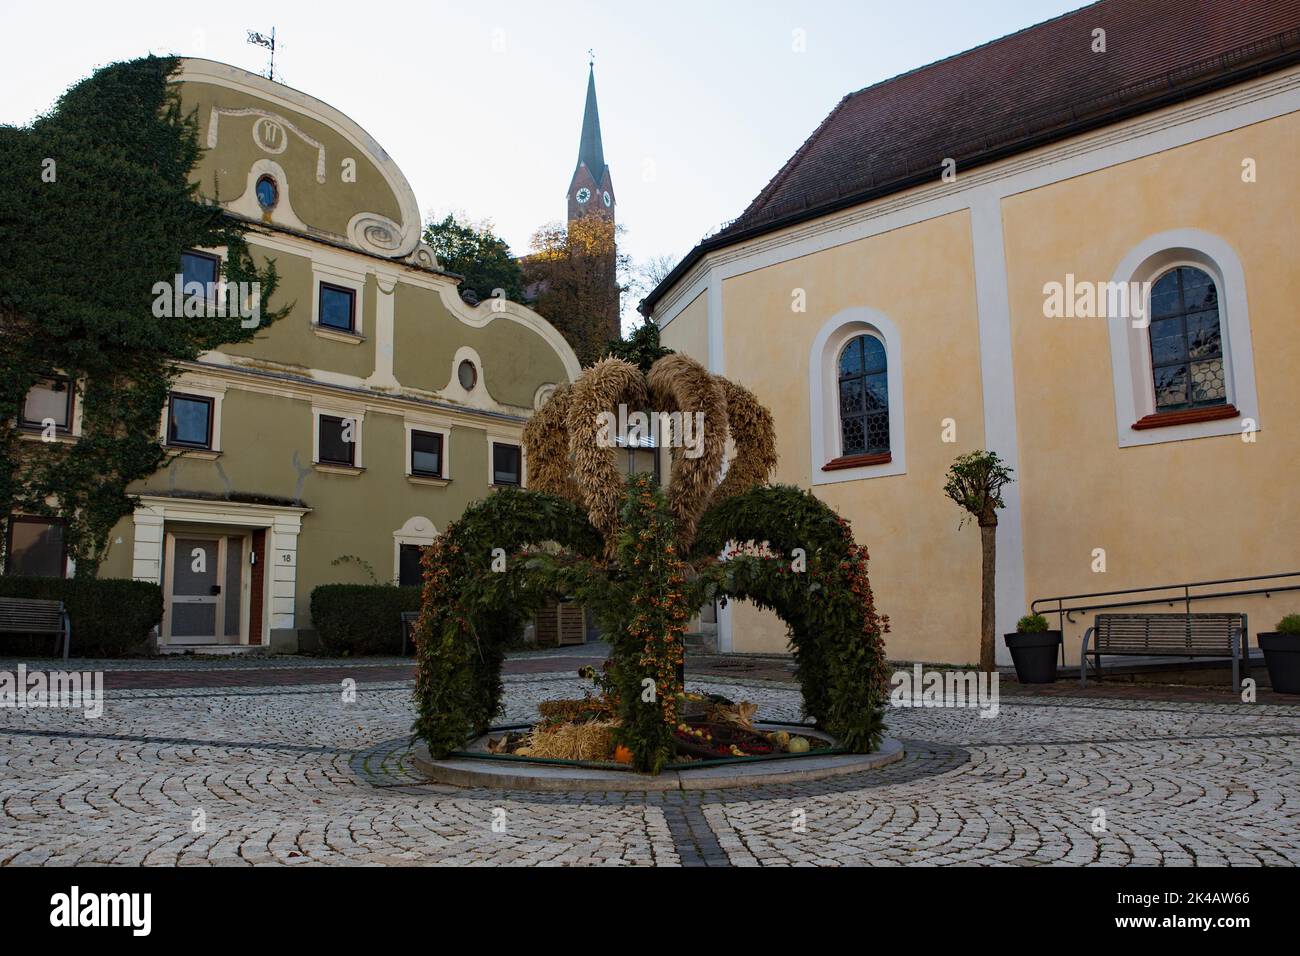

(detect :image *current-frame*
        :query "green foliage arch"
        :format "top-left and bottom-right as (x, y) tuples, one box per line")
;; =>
(412, 489), (603, 758)
(413, 481), (891, 770)
(690, 485), (891, 752)
(412, 356), (891, 774)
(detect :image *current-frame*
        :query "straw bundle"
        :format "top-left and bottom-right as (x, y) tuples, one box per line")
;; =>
(523, 720), (618, 761)
(522, 353), (779, 553)
(647, 353), (727, 547)
(710, 377), (777, 507)
(522, 383), (584, 504)
(565, 357), (647, 548)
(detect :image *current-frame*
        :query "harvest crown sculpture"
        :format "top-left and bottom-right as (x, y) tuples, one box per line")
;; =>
(413, 353), (890, 774)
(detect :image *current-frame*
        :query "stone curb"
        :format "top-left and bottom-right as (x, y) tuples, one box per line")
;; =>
(411, 728), (904, 792)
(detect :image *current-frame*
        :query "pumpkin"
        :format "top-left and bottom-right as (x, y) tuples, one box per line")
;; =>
(787, 736), (810, 754)
(613, 745), (634, 764)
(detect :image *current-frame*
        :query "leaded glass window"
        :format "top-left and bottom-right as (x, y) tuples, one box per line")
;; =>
(838, 334), (889, 456)
(1148, 266), (1226, 412)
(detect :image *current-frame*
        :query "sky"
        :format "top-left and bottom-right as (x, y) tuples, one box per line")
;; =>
(1, 0), (1087, 327)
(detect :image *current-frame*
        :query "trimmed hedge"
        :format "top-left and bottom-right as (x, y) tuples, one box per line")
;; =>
(0, 577), (163, 657)
(311, 584), (422, 656)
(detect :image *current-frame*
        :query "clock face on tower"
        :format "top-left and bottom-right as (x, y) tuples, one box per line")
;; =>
(602, 190), (612, 207)
(575, 187), (591, 204)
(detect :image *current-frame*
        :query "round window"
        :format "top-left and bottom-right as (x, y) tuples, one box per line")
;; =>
(255, 175), (279, 210)
(457, 359), (477, 390)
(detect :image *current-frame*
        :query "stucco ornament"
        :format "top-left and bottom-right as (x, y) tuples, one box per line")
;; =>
(347, 212), (408, 256)
(406, 243), (440, 270)
(206, 106), (327, 183)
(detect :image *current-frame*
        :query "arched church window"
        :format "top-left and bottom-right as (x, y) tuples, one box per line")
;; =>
(838, 334), (889, 456)
(1147, 266), (1225, 412)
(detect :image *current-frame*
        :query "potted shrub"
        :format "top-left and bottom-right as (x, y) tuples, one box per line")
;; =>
(1258, 614), (1300, 695)
(1004, 613), (1063, 683)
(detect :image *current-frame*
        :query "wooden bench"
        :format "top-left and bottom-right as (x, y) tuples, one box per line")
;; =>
(1080, 612), (1248, 689)
(400, 610), (420, 656)
(0, 597), (71, 660)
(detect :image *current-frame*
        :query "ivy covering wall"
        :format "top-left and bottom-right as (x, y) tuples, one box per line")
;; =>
(0, 55), (288, 573)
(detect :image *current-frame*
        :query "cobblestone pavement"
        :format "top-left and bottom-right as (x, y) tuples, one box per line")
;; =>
(1, 669), (1297, 866)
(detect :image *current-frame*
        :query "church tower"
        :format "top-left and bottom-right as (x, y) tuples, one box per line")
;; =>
(567, 64), (615, 225)
(519, 62), (621, 355)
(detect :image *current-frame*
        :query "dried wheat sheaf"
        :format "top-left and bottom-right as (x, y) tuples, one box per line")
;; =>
(522, 353), (778, 551)
(566, 357), (647, 547)
(647, 353), (727, 546)
(521, 383), (584, 505)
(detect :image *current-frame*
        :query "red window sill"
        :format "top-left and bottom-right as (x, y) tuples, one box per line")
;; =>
(822, 452), (892, 472)
(1131, 404), (1238, 431)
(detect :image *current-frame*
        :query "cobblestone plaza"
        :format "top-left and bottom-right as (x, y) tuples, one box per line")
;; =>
(2, 662), (1296, 867)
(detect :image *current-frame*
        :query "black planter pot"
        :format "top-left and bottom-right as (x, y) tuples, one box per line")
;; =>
(1004, 631), (1063, 683)
(1258, 632), (1300, 695)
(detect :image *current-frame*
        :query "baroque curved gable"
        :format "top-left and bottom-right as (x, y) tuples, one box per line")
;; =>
(175, 58), (423, 260)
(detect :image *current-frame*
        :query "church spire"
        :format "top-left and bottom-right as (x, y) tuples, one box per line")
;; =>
(568, 61), (613, 223)
(575, 63), (606, 182)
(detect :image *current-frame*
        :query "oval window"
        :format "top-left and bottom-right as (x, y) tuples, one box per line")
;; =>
(255, 175), (279, 210)
(457, 359), (477, 390)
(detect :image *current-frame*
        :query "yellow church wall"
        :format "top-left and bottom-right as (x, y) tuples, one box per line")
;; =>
(719, 210), (988, 664)
(1002, 111), (1300, 655)
(660, 289), (708, 361)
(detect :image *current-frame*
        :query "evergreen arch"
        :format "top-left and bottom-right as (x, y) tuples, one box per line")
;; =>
(412, 355), (890, 772)
(690, 485), (890, 752)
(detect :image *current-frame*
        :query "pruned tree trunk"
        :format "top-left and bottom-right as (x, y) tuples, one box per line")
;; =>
(979, 510), (998, 673)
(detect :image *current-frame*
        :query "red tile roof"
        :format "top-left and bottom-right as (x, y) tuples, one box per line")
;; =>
(643, 0), (1300, 314)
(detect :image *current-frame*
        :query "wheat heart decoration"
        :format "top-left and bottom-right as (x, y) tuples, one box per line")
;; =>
(523, 353), (777, 551)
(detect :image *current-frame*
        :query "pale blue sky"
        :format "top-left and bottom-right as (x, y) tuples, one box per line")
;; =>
(2, 0), (1086, 319)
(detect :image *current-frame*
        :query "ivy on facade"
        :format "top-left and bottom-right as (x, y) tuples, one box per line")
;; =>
(0, 55), (289, 573)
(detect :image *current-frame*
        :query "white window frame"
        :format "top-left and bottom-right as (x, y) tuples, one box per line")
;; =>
(447, 346), (488, 404)
(311, 261), (366, 341)
(161, 382), (226, 455)
(312, 405), (365, 469)
(393, 516), (438, 586)
(487, 435), (526, 488)
(404, 420), (452, 482)
(1107, 229), (1260, 448)
(809, 307), (907, 485)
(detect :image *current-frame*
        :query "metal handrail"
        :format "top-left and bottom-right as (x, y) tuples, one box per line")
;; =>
(1031, 571), (1300, 627)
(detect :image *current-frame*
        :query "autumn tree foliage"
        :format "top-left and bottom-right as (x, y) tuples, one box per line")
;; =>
(523, 217), (628, 366)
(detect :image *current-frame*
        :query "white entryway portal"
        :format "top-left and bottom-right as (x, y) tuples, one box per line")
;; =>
(131, 496), (310, 648)
(163, 532), (248, 644)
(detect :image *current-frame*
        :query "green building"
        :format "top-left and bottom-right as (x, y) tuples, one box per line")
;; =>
(11, 59), (578, 652)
